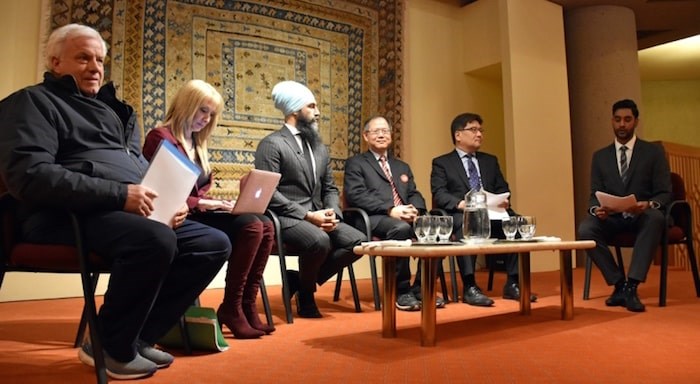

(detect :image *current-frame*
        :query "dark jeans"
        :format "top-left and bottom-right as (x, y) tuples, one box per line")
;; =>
(22, 210), (230, 361)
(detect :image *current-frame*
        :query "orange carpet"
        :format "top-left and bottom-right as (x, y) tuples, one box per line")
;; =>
(1, 265), (700, 383)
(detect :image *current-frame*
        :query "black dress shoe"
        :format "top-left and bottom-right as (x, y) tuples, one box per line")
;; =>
(296, 291), (323, 318)
(503, 283), (537, 302)
(605, 284), (626, 307)
(462, 286), (494, 307)
(624, 284), (645, 312)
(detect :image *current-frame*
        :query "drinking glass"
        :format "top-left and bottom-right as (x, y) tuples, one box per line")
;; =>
(413, 216), (428, 243)
(425, 216), (439, 243)
(437, 216), (453, 243)
(501, 216), (518, 241)
(517, 216), (536, 240)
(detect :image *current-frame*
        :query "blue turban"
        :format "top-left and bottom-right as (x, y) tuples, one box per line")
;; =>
(271, 81), (316, 116)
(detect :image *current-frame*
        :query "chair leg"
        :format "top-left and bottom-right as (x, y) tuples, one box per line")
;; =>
(74, 273), (100, 348)
(347, 265), (362, 312)
(437, 262), (449, 301)
(370, 256), (381, 310)
(179, 315), (193, 355)
(278, 254), (293, 324)
(487, 257), (495, 291)
(583, 255), (592, 300)
(449, 256), (459, 302)
(686, 239), (700, 298)
(333, 269), (344, 302)
(259, 277), (273, 327)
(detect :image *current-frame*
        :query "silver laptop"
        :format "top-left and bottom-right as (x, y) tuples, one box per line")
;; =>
(231, 169), (281, 214)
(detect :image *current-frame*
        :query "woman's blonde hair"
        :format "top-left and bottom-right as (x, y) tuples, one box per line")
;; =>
(159, 79), (223, 175)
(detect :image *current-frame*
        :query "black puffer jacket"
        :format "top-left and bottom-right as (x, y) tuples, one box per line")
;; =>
(0, 72), (149, 213)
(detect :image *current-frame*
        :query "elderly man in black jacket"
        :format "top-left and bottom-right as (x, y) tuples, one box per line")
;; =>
(0, 24), (230, 380)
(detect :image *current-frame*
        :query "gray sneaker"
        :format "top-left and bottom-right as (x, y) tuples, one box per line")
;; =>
(78, 342), (157, 380)
(137, 340), (174, 368)
(414, 291), (447, 309)
(395, 292), (420, 311)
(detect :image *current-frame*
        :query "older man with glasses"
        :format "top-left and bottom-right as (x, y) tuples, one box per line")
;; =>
(344, 116), (446, 311)
(430, 112), (537, 306)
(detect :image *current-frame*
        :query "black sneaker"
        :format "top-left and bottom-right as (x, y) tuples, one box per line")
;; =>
(395, 292), (420, 311)
(414, 291), (447, 308)
(78, 342), (157, 380)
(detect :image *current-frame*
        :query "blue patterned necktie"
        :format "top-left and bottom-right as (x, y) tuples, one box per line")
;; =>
(619, 145), (629, 183)
(465, 154), (481, 191)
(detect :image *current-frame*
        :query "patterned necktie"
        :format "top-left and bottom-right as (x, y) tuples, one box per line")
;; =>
(379, 156), (403, 206)
(619, 145), (629, 183)
(465, 154), (481, 191)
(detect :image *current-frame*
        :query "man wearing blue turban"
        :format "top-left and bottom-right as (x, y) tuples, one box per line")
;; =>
(255, 80), (366, 318)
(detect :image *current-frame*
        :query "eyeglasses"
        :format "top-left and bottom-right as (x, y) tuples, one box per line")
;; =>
(459, 127), (485, 134)
(367, 128), (392, 136)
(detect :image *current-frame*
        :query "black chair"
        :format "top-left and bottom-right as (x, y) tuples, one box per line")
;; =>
(265, 209), (361, 324)
(0, 193), (108, 384)
(583, 172), (700, 306)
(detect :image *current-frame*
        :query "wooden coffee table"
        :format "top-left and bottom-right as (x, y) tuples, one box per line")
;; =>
(353, 240), (596, 346)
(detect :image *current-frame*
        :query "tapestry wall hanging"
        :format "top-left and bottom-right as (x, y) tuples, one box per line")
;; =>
(45, 0), (404, 198)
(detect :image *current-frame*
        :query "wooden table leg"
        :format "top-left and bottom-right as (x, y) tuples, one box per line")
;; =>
(420, 257), (439, 346)
(560, 249), (574, 320)
(382, 256), (397, 338)
(518, 252), (531, 315)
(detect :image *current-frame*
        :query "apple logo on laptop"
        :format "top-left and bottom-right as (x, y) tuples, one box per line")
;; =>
(255, 188), (262, 199)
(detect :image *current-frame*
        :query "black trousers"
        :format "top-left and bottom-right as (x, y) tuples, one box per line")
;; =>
(22, 210), (230, 362)
(370, 215), (420, 294)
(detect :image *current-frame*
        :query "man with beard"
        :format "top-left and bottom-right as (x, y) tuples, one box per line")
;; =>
(255, 80), (365, 318)
(578, 99), (671, 312)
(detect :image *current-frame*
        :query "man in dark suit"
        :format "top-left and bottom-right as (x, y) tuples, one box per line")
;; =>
(578, 99), (671, 312)
(431, 112), (536, 306)
(255, 80), (366, 318)
(344, 116), (445, 311)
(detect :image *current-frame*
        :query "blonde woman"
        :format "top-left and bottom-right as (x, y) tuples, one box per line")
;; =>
(143, 80), (274, 338)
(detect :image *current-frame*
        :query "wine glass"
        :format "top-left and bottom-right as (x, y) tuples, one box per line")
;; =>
(437, 216), (453, 243)
(501, 216), (518, 241)
(413, 216), (428, 243)
(517, 216), (536, 240)
(425, 216), (439, 243)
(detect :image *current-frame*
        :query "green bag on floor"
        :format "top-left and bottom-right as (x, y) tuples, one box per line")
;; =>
(158, 306), (229, 352)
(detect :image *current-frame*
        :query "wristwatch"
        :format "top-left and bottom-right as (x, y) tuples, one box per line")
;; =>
(648, 200), (661, 209)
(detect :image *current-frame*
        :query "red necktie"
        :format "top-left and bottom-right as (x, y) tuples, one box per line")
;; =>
(379, 156), (403, 206)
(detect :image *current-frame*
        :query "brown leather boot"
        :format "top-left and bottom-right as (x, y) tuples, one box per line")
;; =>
(242, 219), (275, 334)
(217, 220), (266, 339)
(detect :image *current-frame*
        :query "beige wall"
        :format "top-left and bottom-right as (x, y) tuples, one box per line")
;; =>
(0, 0), (43, 99)
(642, 80), (700, 147)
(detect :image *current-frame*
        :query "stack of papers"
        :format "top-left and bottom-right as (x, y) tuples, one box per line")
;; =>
(595, 191), (637, 212)
(484, 191), (511, 220)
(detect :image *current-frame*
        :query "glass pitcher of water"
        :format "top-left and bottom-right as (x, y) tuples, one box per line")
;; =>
(463, 188), (491, 243)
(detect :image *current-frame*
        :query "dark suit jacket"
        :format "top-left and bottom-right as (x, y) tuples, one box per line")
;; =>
(588, 139), (672, 209)
(344, 151), (426, 229)
(431, 150), (511, 214)
(255, 125), (341, 229)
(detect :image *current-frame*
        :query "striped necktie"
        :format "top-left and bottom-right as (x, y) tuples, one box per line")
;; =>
(619, 145), (629, 183)
(379, 156), (403, 206)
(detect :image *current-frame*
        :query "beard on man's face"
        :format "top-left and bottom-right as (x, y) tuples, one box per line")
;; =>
(297, 114), (321, 149)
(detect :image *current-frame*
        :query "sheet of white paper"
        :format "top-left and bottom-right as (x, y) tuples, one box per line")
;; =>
(141, 141), (201, 225)
(595, 191), (638, 212)
(484, 190), (511, 220)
